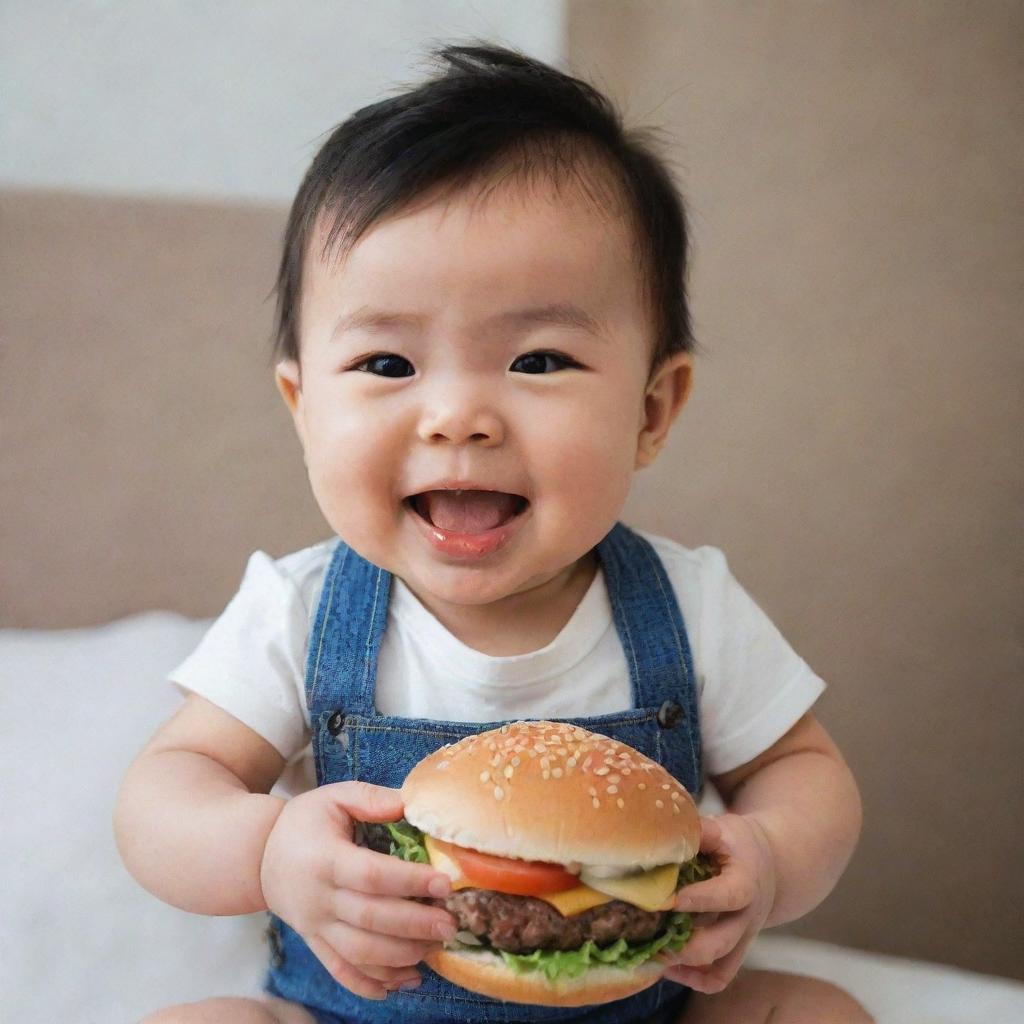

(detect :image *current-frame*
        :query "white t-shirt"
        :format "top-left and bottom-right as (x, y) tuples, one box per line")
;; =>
(170, 530), (824, 798)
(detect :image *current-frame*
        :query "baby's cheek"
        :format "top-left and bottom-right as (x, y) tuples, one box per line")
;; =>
(544, 418), (635, 511)
(306, 439), (393, 528)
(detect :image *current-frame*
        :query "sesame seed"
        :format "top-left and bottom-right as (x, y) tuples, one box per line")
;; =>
(673, 804), (681, 814)
(437, 761), (449, 770)
(592, 798), (600, 809)
(552, 767), (563, 778)
(607, 785), (618, 794)
(542, 770), (550, 780)
(479, 771), (490, 783)
(617, 798), (625, 809)
(494, 786), (504, 800)
(638, 783), (647, 790)
(662, 784), (671, 790)
(656, 800), (664, 808)
(511, 756), (521, 767)
(588, 786), (597, 797)
(608, 774), (621, 784)
(504, 765), (514, 779)
(671, 791), (682, 801)
(490, 754), (501, 767)
(566, 757), (577, 769)
(594, 767), (610, 776)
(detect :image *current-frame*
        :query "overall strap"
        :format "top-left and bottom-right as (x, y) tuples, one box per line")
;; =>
(305, 524), (700, 746)
(595, 522), (701, 778)
(305, 538), (391, 721)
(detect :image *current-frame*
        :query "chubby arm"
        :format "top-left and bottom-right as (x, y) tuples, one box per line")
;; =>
(710, 711), (863, 927)
(663, 712), (862, 993)
(116, 692), (459, 999)
(114, 693), (287, 915)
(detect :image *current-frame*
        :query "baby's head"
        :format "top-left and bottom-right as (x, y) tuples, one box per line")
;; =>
(273, 44), (695, 610)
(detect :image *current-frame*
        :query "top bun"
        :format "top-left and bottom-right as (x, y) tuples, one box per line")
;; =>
(402, 720), (700, 870)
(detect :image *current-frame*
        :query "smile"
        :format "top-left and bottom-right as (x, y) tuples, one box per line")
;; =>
(404, 489), (530, 560)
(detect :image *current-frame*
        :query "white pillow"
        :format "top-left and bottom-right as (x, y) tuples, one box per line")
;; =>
(1, 613), (266, 1023)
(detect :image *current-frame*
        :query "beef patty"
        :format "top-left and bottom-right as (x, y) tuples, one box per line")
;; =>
(431, 888), (670, 954)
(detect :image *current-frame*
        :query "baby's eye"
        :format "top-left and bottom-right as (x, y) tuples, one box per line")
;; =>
(353, 353), (415, 378)
(510, 351), (582, 374)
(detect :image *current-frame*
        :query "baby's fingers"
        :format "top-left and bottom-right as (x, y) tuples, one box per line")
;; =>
(663, 912), (746, 969)
(322, 919), (436, 969)
(333, 888), (457, 943)
(674, 869), (755, 914)
(662, 934), (749, 996)
(337, 844), (452, 899)
(698, 815), (725, 855)
(307, 935), (390, 1001)
(322, 780), (406, 824)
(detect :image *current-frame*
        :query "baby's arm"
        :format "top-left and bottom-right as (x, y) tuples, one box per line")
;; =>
(663, 712), (863, 993)
(115, 693), (458, 999)
(115, 692), (286, 914)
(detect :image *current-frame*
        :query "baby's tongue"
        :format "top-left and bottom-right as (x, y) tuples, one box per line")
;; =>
(421, 490), (518, 534)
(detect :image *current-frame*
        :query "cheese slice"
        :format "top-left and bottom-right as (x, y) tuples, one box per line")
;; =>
(423, 834), (474, 890)
(535, 884), (612, 916)
(579, 862), (680, 912)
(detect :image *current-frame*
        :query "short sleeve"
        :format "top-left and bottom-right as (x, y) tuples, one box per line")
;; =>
(168, 551), (311, 761)
(690, 547), (826, 776)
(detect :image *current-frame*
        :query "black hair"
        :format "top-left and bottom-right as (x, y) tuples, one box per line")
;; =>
(271, 42), (694, 376)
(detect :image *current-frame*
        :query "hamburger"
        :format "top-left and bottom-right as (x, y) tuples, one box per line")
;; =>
(367, 720), (716, 1007)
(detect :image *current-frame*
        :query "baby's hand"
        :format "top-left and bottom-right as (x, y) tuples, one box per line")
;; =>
(259, 781), (457, 1000)
(660, 814), (776, 994)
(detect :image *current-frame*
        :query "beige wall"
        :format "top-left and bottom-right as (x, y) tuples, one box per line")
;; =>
(2, 2), (1021, 980)
(569, 0), (1023, 979)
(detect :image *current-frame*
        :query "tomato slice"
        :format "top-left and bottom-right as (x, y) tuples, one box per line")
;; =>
(431, 837), (579, 896)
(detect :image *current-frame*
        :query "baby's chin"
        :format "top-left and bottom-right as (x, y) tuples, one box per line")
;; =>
(397, 561), (540, 609)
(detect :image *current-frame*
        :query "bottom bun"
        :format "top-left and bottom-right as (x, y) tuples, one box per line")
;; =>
(425, 946), (666, 1007)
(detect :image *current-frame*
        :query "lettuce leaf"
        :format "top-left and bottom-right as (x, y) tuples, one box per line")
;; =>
(678, 852), (717, 887)
(385, 820), (430, 864)
(495, 912), (692, 981)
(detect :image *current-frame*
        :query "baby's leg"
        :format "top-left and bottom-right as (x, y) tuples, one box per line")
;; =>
(679, 968), (874, 1024)
(141, 994), (316, 1024)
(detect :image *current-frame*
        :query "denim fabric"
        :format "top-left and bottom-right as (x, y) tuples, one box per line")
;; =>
(267, 521), (701, 1023)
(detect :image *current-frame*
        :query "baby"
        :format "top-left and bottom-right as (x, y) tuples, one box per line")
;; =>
(116, 43), (871, 1024)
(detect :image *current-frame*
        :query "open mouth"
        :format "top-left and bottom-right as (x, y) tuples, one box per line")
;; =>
(405, 490), (530, 535)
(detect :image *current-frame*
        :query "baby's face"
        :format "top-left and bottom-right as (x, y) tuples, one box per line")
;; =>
(278, 176), (686, 611)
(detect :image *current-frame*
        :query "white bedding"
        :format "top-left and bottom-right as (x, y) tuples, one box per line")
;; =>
(2, 613), (1022, 1023)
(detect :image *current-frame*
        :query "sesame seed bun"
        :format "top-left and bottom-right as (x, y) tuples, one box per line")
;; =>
(401, 720), (700, 871)
(424, 946), (666, 1007)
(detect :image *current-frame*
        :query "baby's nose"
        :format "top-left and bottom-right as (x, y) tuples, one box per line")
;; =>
(417, 396), (504, 446)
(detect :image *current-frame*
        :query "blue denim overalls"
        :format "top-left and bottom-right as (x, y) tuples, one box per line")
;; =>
(266, 521), (702, 1024)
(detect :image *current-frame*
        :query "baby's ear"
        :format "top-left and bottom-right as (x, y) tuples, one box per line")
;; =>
(275, 359), (302, 414)
(636, 353), (693, 469)
(275, 360), (308, 454)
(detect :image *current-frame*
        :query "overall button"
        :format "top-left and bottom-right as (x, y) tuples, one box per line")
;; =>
(657, 700), (684, 729)
(327, 710), (345, 735)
